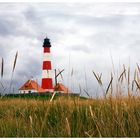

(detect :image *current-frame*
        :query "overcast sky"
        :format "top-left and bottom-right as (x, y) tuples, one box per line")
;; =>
(0, 3), (139, 96)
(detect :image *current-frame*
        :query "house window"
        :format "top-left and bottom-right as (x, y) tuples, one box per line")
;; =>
(28, 91), (31, 93)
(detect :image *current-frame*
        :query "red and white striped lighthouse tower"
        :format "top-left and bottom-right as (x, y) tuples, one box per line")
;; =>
(41, 37), (54, 92)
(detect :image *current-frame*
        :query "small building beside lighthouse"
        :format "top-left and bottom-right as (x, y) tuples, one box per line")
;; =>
(54, 83), (71, 93)
(19, 80), (45, 93)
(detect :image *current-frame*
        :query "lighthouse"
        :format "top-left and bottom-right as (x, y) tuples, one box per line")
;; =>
(41, 37), (54, 92)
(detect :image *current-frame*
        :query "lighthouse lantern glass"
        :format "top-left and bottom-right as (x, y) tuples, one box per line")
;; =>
(43, 38), (51, 48)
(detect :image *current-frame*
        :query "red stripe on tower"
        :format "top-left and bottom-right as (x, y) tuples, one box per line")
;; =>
(44, 47), (50, 53)
(41, 37), (53, 92)
(42, 78), (53, 89)
(43, 61), (52, 70)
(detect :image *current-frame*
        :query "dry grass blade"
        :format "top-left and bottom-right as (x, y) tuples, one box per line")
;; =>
(56, 69), (64, 78)
(84, 131), (92, 137)
(1, 58), (4, 78)
(0, 81), (4, 89)
(92, 71), (102, 85)
(120, 74), (124, 83)
(110, 50), (115, 76)
(134, 80), (140, 90)
(97, 73), (103, 85)
(98, 73), (102, 85)
(132, 69), (137, 91)
(79, 84), (82, 95)
(89, 106), (102, 137)
(137, 63), (140, 74)
(29, 115), (33, 126)
(50, 92), (56, 102)
(123, 64), (127, 79)
(66, 117), (71, 136)
(110, 72), (113, 95)
(134, 69), (137, 81)
(71, 68), (74, 76)
(128, 67), (130, 96)
(58, 69), (64, 81)
(40, 111), (49, 137)
(89, 105), (94, 118)
(83, 89), (90, 98)
(92, 70), (105, 96)
(9, 51), (18, 93)
(128, 67), (130, 86)
(92, 71), (99, 82)
(118, 68), (126, 82)
(136, 70), (140, 84)
(132, 80), (135, 91)
(13, 51), (18, 72)
(106, 76), (113, 96)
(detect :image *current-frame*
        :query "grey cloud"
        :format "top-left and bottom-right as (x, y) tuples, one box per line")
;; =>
(0, 3), (140, 96)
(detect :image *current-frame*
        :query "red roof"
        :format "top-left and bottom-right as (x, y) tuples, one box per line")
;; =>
(54, 83), (71, 93)
(19, 80), (45, 93)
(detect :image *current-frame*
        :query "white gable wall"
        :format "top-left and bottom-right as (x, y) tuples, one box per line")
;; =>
(19, 89), (38, 94)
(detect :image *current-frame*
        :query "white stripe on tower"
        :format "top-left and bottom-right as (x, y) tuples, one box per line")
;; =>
(43, 53), (51, 60)
(41, 37), (54, 92)
(42, 70), (52, 78)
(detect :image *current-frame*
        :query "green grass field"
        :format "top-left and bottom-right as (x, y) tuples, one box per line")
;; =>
(0, 96), (140, 137)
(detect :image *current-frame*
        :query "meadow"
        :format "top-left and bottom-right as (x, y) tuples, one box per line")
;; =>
(0, 96), (140, 137)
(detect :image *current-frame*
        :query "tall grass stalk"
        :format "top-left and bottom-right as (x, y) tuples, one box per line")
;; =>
(0, 58), (5, 94)
(9, 51), (18, 93)
(0, 58), (3, 77)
